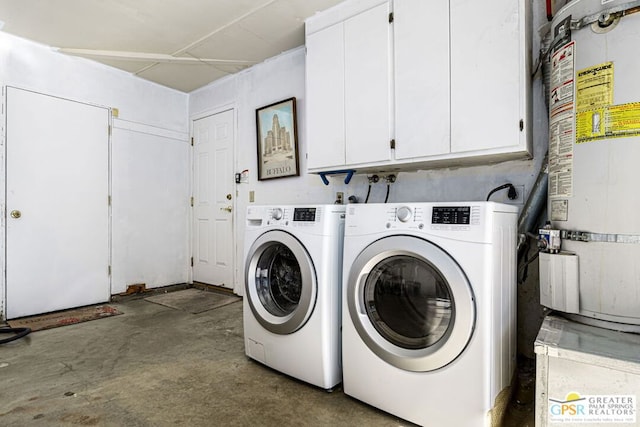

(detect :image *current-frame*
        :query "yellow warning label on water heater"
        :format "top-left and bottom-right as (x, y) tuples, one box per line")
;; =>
(576, 62), (614, 111)
(576, 108), (607, 141)
(609, 103), (640, 132)
(576, 102), (640, 143)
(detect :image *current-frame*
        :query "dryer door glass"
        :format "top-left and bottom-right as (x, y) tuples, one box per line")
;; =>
(363, 255), (452, 349)
(346, 235), (474, 372)
(255, 243), (302, 316)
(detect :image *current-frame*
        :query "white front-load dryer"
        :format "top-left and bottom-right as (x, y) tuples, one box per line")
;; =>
(342, 202), (517, 426)
(243, 204), (345, 390)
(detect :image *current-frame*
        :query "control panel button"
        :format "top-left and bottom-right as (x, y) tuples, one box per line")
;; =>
(396, 206), (412, 222)
(271, 208), (283, 220)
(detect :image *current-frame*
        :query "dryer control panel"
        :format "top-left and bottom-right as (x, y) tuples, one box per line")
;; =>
(346, 202), (517, 244)
(432, 206), (471, 225)
(381, 204), (482, 232)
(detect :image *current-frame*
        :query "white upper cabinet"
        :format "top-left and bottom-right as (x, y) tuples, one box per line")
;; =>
(306, 0), (391, 171)
(305, 0), (530, 173)
(394, 0), (450, 161)
(450, 0), (530, 157)
(306, 22), (346, 170)
(344, 2), (392, 166)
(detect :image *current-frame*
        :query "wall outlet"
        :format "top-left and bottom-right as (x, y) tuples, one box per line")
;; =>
(249, 190), (255, 203)
(495, 184), (525, 205)
(336, 192), (344, 204)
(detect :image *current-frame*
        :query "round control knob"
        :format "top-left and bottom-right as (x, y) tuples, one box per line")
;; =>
(271, 208), (283, 220)
(396, 206), (412, 222)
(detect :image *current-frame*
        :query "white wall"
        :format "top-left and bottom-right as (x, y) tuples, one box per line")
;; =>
(0, 33), (191, 315)
(110, 124), (190, 293)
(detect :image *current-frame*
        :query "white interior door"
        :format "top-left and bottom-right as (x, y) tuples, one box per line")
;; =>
(192, 109), (235, 288)
(5, 87), (110, 319)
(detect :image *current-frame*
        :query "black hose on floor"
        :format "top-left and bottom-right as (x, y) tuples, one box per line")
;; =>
(0, 327), (31, 344)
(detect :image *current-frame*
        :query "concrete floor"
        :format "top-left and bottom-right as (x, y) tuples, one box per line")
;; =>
(0, 290), (534, 426)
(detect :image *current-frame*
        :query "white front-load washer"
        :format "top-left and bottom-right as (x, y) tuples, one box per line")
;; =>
(243, 204), (345, 390)
(342, 202), (517, 426)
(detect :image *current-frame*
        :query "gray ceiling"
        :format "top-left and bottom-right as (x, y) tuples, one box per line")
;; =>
(0, 0), (345, 92)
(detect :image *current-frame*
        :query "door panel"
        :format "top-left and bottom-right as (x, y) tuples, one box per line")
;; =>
(6, 87), (110, 319)
(192, 109), (235, 288)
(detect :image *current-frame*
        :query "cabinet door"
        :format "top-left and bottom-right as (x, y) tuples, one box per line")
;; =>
(450, 0), (524, 154)
(306, 23), (346, 170)
(344, 1), (392, 165)
(394, 0), (450, 160)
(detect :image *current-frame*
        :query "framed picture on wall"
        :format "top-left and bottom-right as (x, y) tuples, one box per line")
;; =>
(255, 97), (300, 180)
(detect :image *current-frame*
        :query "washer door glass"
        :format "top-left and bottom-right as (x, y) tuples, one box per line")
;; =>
(347, 235), (475, 372)
(245, 230), (316, 335)
(256, 243), (302, 316)
(364, 255), (452, 350)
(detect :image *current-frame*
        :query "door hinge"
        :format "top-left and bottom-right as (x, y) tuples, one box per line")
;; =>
(191, 137), (194, 146)
(108, 195), (112, 206)
(519, 119), (524, 131)
(390, 139), (396, 149)
(389, 12), (394, 23)
(190, 196), (194, 207)
(108, 125), (112, 137)
(108, 265), (112, 276)
(190, 257), (194, 267)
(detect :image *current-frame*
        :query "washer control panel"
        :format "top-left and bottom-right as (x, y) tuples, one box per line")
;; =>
(293, 207), (316, 222)
(265, 206), (322, 227)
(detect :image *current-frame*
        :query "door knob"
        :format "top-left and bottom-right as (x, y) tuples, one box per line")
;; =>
(220, 206), (232, 212)
(10, 210), (21, 219)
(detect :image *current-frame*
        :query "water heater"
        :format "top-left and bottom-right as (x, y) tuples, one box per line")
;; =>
(541, 0), (640, 329)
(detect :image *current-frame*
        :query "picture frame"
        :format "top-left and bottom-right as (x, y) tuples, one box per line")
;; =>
(255, 97), (300, 180)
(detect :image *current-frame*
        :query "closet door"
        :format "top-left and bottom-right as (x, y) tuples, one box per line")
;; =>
(6, 87), (110, 319)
